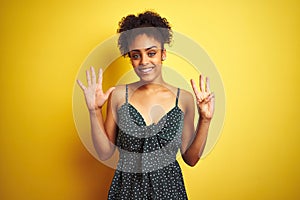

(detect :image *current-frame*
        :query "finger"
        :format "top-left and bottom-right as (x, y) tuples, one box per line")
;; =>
(98, 68), (103, 91)
(91, 66), (96, 84)
(105, 87), (115, 97)
(191, 79), (205, 102)
(199, 74), (205, 92)
(86, 69), (91, 86)
(204, 92), (215, 103)
(206, 77), (211, 93)
(77, 79), (86, 91)
(190, 79), (199, 96)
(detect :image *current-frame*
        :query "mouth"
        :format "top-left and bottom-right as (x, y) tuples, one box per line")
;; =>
(138, 66), (155, 74)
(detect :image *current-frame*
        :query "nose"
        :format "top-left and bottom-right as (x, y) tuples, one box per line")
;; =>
(140, 53), (149, 66)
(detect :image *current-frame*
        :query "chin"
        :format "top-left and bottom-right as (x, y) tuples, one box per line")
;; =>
(140, 75), (161, 84)
(139, 76), (154, 83)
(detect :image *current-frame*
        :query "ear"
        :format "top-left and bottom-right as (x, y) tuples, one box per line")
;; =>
(161, 49), (167, 61)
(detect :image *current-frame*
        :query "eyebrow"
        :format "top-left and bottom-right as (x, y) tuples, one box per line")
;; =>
(130, 46), (158, 52)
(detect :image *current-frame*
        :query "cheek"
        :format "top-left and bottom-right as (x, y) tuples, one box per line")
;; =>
(154, 53), (163, 63)
(154, 57), (163, 64)
(131, 60), (139, 68)
(130, 59), (139, 67)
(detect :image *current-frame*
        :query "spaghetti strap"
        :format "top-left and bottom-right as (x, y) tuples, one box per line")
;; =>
(176, 88), (180, 106)
(125, 85), (128, 103)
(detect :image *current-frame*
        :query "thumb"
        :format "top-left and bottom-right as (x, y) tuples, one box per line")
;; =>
(105, 87), (116, 97)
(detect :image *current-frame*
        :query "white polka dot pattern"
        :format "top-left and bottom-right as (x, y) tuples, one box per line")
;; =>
(108, 86), (188, 199)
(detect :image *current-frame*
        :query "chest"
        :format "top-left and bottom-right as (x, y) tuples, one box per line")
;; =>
(128, 91), (177, 125)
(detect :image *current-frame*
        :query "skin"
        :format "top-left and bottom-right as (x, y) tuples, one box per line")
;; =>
(77, 33), (215, 166)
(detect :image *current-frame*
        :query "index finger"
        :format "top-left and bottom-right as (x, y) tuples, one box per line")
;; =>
(190, 79), (199, 96)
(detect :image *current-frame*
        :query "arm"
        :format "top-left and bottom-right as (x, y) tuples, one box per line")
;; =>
(181, 75), (215, 166)
(77, 67), (116, 160)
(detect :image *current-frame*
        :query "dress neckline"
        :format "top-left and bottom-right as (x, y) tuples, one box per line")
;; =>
(119, 84), (183, 127)
(128, 103), (182, 127)
(117, 102), (184, 127)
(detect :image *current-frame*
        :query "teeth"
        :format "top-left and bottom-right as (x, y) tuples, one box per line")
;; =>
(140, 67), (153, 73)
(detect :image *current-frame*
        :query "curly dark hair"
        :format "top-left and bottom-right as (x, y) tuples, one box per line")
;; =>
(117, 11), (172, 57)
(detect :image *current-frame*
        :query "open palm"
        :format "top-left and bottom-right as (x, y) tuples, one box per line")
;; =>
(77, 67), (115, 112)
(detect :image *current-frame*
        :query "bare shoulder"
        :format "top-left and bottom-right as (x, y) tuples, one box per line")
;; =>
(110, 85), (127, 108)
(179, 89), (194, 103)
(178, 89), (195, 113)
(111, 85), (126, 96)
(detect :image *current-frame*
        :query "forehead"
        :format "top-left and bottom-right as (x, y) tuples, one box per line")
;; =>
(128, 34), (162, 51)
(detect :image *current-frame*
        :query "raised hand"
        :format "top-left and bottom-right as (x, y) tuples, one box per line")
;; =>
(77, 67), (115, 112)
(190, 75), (215, 121)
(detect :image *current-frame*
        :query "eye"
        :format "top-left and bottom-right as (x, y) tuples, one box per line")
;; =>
(148, 51), (156, 57)
(131, 53), (140, 59)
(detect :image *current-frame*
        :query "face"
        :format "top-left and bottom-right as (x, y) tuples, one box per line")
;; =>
(128, 34), (166, 83)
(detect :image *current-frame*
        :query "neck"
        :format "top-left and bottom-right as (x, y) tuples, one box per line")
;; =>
(134, 79), (167, 92)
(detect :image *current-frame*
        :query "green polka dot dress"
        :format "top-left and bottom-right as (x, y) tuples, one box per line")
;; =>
(108, 85), (188, 199)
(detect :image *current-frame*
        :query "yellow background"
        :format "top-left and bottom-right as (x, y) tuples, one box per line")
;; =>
(1, 0), (299, 199)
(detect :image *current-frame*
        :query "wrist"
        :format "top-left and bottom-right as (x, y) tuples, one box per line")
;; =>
(89, 107), (102, 115)
(199, 116), (211, 124)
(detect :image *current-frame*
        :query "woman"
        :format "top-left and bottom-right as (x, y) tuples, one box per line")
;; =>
(77, 11), (215, 199)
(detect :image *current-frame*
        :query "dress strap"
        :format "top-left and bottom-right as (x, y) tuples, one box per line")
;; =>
(125, 84), (128, 103)
(176, 88), (180, 106)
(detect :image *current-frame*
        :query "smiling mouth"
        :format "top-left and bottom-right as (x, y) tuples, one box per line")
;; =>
(139, 67), (154, 74)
